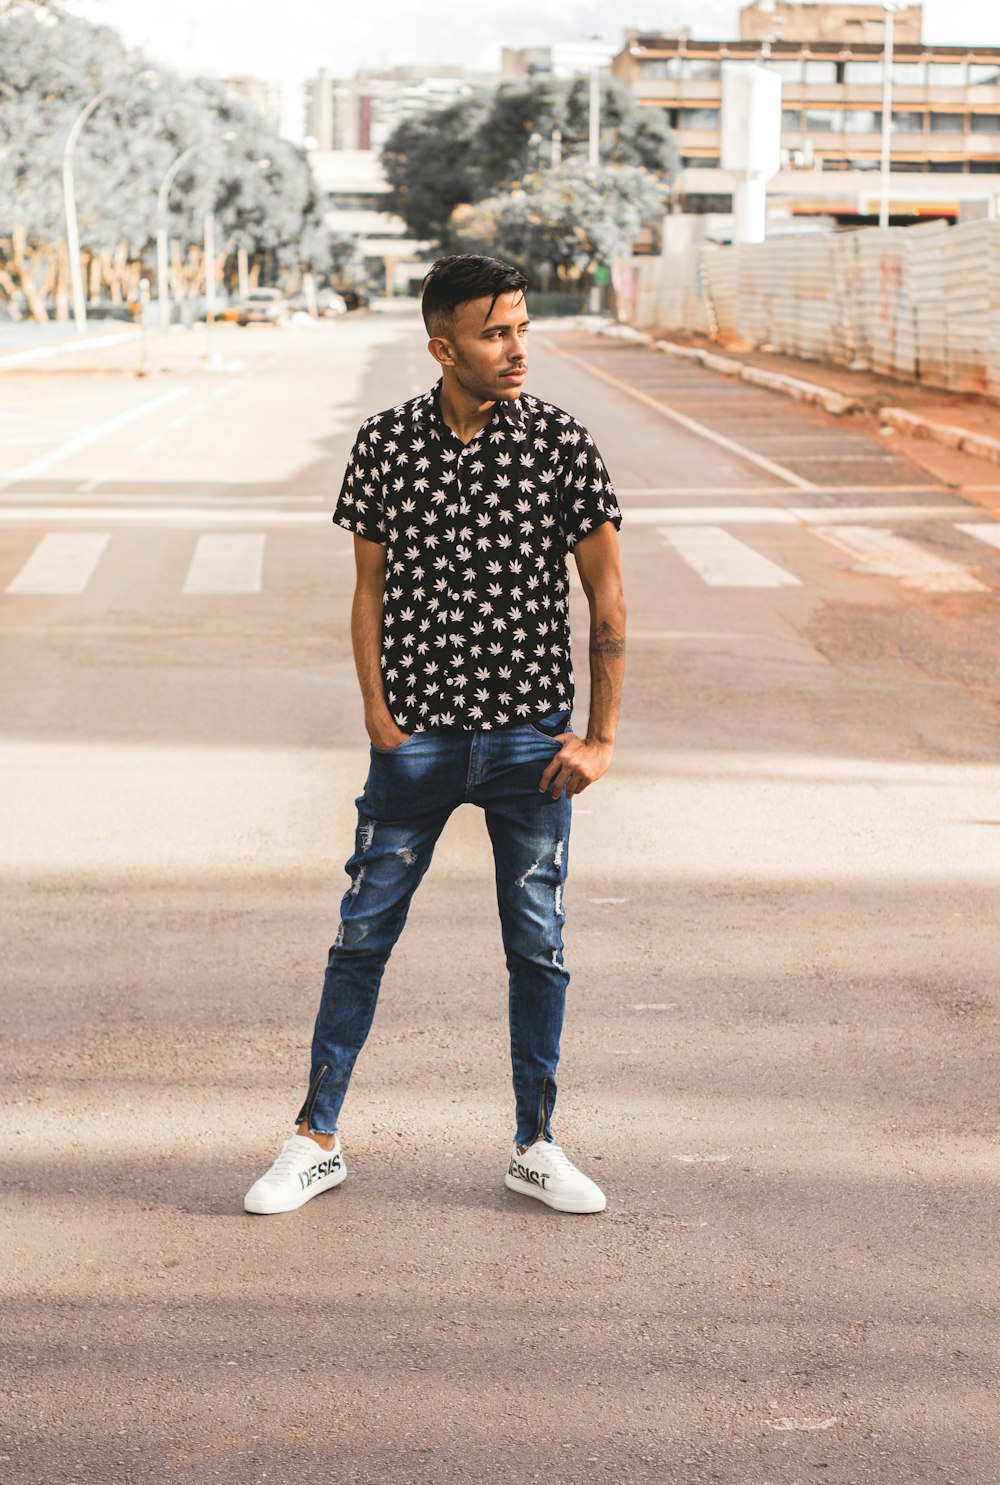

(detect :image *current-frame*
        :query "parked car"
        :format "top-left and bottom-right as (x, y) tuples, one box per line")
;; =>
(339, 288), (370, 312)
(283, 288), (347, 318)
(234, 289), (288, 326)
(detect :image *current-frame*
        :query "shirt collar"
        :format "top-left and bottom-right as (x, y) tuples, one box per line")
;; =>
(414, 380), (527, 435)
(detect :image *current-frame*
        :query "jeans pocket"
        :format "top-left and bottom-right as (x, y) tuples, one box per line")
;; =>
(370, 733), (416, 755)
(528, 710), (572, 741)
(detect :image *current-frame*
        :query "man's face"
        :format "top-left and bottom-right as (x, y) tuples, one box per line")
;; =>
(434, 290), (530, 402)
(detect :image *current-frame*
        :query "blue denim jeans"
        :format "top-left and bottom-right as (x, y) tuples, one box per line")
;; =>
(296, 713), (573, 1147)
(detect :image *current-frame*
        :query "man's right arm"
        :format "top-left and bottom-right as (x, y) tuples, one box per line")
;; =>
(351, 533), (409, 751)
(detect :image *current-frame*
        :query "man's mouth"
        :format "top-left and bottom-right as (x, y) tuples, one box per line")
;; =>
(501, 367), (527, 381)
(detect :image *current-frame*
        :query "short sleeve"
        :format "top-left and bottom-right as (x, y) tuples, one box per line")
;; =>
(333, 420), (386, 542)
(559, 422), (622, 550)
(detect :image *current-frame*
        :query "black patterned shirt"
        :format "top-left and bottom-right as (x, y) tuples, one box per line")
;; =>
(334, 381), (621, 731)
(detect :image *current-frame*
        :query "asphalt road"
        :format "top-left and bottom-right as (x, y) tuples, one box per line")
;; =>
(2, 306), (999, 1485)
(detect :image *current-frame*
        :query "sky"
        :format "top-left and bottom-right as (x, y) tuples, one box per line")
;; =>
(65, 0), (1000, 138)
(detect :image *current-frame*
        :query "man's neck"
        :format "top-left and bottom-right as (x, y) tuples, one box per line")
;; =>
(438, 376), (496, 446)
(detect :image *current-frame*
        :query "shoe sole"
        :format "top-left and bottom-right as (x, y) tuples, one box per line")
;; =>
(244, 1166), (347, 1215)
(504, 1172), (606, 1214)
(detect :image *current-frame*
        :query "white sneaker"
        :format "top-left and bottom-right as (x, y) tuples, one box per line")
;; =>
(505, 1140), (606, 1214)
(243, 1134), (347, 1215)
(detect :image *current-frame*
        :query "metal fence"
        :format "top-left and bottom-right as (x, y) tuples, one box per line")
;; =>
(631, 220), (1000, 400)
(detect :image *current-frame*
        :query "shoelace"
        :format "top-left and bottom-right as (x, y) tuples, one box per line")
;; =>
(267, 1138), (313, 1178)
(538, 1143), (578, 1175)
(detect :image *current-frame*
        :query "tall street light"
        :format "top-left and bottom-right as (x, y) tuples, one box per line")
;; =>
(878, 1), (902, 229)
(585, 36), (606, 312)
(62, 73), (156, 335)
(156, 144), (201, 330)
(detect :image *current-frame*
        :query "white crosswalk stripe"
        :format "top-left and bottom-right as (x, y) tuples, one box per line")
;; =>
(182, 534), (265, 594)
(6, 532), (111, 595)
(659, 525), (801, 588)
(956, 523), (1000, 553)
(813, 525), (987, 593)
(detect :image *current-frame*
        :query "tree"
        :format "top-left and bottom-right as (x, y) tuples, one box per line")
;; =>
(0, 5), (334, 319)
(448, 163), (667, 285)
(381, 75), (678, 247)
(381, 93), (488, 244)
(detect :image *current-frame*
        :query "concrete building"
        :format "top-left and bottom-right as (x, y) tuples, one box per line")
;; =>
(501, 40), (618, 81)
(612, 2), (1000, 224)
(222, 75), (283, 132)
(304, 65), (494, 154)
(307, 148), (432, 296)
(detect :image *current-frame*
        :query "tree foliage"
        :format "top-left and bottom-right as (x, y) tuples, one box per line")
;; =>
(449, 163), (668, 282)
(0, 3), (335, 317)
(382, 75), (677, 250)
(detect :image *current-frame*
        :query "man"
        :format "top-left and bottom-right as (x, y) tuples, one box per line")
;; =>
(245, 254), (625, 1217)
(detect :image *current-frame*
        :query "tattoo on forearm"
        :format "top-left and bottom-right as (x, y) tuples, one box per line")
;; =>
(591, 621), (626, 657)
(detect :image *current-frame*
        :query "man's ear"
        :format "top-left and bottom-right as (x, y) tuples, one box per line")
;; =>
(427, 335), (455, 368)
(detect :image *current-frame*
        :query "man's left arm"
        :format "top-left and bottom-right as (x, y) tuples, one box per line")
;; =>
(539, 521), (626, 800)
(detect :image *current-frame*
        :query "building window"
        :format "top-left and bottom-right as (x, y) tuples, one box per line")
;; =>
(929, 112), (965, 134)
(891, 61), (925, 85)
(891, 111), (924, 132)
(681, 155), (720, 169)
(843, 109), (880, 133)
(928, 159), (965, 171)
(969, 63), (1000, 85)
(639, 58), (678, 81)
(843, 62), (885, 84)
(802, 108), (843, 132)
(640, 56), (720, 81)
(781, 110), (802, 130)
(803, 61), (838, 83)
(970, 113), (1000, 134)
(769, 60), (803, 82)
(678, 107), (720, 129)
(970, 159), (1000, 172)
(927, 62), (968, 86)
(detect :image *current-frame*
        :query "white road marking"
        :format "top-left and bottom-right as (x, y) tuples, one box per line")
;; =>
(629, 504), (971, 526)
(6, 532), (111, 594)
(673, 1153), (732, 1164)
(660, 526), (801, 588)
(616, 486), (945, 497)
(539, 340), (817, 490)
(0, 507), (325, 525)
(182, 534), (265, 594)
(957, 523), (1000, 551)
(1, 389), (187, 486)
(0, 330), (138, 370)
(815, 525), (987, 592)
(2, 492), (324, 507)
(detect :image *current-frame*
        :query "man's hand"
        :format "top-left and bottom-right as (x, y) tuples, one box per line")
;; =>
(539, 734), (614, 800)
(367, 716), (411, 752)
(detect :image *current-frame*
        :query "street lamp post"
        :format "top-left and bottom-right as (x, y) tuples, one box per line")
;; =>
(156, 145), (199, 330)
(588, 64), (600, 172)
(879, 2), (901, 229)
(62, 73), (156, 335)
(63, 88), (113, 335)
(586, 39), (605, 313)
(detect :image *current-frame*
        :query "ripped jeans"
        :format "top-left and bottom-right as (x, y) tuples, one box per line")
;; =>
(296, 712), (572, 1147)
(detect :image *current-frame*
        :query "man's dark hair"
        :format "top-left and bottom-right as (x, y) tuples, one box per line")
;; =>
(421, 254), (529, 337)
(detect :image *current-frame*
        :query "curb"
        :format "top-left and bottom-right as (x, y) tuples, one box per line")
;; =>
(597, 322), (1000, 468)
(0, 328), (139, 370)
(878, 406), (1000, 468)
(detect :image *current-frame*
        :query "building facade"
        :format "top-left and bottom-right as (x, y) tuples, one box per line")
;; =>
(305, 65), (494, 155)
(612, 2), (1000, 223)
